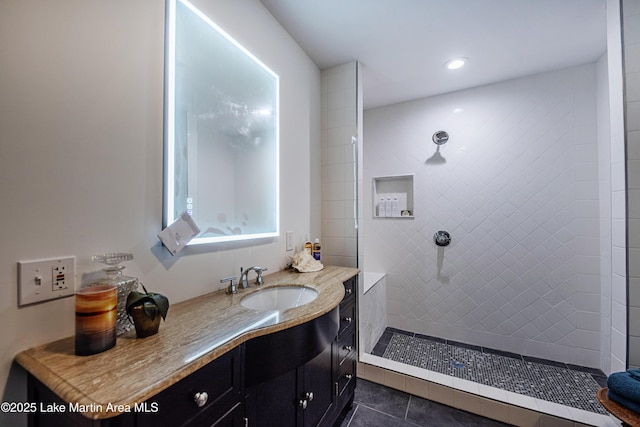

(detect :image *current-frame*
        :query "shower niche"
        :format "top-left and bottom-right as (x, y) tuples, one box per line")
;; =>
(372, 175), (414, 218)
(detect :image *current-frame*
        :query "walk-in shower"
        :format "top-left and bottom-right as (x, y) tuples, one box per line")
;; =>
(358, 16), (623, 421)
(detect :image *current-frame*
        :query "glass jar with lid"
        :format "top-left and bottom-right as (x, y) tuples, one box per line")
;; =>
(88, 253), (139, 335)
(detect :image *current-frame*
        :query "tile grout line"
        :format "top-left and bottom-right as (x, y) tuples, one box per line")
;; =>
(352, 403), (408, 421)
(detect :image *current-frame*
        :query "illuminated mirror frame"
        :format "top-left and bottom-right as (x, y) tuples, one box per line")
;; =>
(164, 0), (280, 245)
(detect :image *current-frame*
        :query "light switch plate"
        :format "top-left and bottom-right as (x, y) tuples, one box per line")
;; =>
(18, 256), (75, 306)
(285, 231), (294, 251)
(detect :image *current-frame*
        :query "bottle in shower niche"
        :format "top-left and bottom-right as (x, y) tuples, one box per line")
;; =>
(391, 195), (400, 217)
(379, 196), (386, 217)
(313, 238), (321, 261)
(385, 196), (393, 217)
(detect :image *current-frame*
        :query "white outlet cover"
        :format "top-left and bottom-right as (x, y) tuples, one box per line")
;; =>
(18, 256), (76, 306)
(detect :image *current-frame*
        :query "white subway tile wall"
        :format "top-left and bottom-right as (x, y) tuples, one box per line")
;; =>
(321, 62), (359, 268)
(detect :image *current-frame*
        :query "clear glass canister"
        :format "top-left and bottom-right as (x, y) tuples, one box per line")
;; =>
(88, 253), (139, 335)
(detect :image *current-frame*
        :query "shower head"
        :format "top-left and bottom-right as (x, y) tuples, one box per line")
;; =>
(432, 131), (449, 145)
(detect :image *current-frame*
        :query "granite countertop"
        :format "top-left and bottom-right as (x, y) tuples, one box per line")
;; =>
(15, 265), (359, 419)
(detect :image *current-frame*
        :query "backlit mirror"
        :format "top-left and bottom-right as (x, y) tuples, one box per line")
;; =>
(164, 0), (279, 245)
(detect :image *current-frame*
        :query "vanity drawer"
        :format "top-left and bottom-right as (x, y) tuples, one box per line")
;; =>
(342, 277), (356, 304)
(336, 357), (356, 398)
(137, 346), (242, 427)
(338, 301), (355, 337)
(336, 328), (356, 367)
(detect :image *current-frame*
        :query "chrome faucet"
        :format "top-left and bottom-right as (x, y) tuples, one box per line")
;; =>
(240, 266), (268, 288)
(239, 267), (252, 289)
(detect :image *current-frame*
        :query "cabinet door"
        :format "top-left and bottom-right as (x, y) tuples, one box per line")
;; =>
(246, 343), (334, 427)
(301, 344), (334, 427)
(246, 368), (298, 426)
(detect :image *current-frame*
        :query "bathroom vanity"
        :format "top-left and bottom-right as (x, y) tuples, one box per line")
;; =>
(244, 275), (357, 426)
(16, 266), (358, 427)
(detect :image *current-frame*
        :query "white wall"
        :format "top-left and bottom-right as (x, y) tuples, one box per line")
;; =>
(0, 1), (320, 424)
(363, 64), (605, 368)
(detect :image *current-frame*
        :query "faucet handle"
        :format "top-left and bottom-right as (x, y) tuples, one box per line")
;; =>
(254, 267), (268, 285)
(221, 275), (238, 294)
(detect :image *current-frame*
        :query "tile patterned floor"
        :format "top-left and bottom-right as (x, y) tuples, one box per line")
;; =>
(373, 328), (607, 415)
(339, 378), (511, 427)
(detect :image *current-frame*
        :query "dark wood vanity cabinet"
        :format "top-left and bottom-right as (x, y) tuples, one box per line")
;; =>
(25, 274), (358, 427)
(245, 275), (358, 427)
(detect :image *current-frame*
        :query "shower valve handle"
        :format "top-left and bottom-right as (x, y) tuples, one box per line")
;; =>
(434, 231), (451, 247)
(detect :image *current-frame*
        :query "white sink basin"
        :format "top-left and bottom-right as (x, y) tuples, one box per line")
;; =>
(241, 286), (318, 311)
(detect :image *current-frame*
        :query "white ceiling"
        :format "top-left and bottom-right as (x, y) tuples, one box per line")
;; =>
(259, 0), (608, 110)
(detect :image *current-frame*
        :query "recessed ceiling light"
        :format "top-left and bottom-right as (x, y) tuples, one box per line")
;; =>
(444, 57), (468, 70)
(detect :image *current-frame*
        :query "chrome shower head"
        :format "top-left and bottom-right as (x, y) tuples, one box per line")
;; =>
(432, 131), (449, 145)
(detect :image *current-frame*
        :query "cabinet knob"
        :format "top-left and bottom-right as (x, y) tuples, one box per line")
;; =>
(298, 399), (308, 410)
(345, 374), (353, 380)
(194, 391), (208, 408)
(305, 391), (314, 402)
(346, 288), (352, 295)
(344, 317), (352, 323)
(343, 345), (352, 352)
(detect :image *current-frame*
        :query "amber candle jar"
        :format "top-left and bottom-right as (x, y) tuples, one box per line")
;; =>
(75, 285), (117, 356)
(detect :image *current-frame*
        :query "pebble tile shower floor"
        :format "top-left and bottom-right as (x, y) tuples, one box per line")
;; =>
(376, 328), (607, 415)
